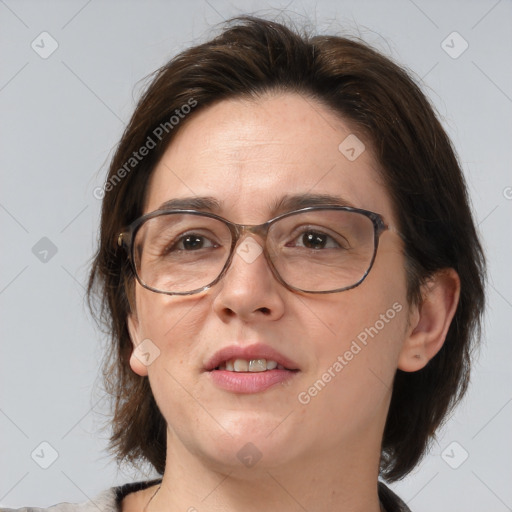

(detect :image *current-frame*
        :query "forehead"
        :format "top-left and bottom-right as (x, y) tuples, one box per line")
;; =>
(144, 92), (396, 225)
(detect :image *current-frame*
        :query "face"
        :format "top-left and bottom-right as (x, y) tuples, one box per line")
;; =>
(127, 92), (412, 472)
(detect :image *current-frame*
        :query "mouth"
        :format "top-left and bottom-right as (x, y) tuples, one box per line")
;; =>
(214, 358), (293, 372)
(204, 344), (300, 373)
(204, 344), (300, 393)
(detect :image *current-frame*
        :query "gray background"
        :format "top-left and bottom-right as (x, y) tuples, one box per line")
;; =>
(1, 0), (511, 511)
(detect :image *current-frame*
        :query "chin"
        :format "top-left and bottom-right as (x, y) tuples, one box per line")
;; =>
(195, 417), (301, 472)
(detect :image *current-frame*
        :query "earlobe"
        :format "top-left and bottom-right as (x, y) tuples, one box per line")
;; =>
(127, 314), (149, 377)
(398, 268), (460, 372)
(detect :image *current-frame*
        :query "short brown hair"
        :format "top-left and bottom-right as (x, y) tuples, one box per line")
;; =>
(87, 15), (486, 481)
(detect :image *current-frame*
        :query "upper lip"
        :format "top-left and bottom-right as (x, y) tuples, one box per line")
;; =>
(204, 343), (300, 371)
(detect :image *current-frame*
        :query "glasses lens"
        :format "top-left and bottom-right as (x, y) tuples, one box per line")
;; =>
(133, 213), (232, 293)
(267, 209), (376, 292)
(132, 209), (377, 294)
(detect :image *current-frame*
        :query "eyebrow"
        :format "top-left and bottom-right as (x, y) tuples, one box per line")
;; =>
(156, 193), (357, 218)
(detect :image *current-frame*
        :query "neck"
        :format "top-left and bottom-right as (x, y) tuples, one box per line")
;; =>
(148, 430), (384, 512)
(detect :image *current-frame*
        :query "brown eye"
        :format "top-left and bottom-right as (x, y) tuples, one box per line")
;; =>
(166, 233), (218, 253)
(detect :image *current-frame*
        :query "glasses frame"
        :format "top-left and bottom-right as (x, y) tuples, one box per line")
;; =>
(117, 205), (391, 296)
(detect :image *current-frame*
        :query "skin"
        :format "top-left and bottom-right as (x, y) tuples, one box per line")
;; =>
(123, 92), (460, 512)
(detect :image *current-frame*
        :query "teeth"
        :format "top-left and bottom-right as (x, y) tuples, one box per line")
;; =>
(249, 359), (266, 372)
(233, 359), (249, 372)
(266, 360), (278, 370)
(217, 359), (281, 372)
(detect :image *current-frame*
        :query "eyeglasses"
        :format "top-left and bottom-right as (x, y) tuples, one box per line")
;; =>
(117, 206), (392, 295)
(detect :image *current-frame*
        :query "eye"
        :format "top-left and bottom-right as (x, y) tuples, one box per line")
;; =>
(165, 232), (219, 253)
(287, 228), (346, 250)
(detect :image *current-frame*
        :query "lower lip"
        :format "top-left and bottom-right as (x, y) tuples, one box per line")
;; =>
(207, 369), (298, 393)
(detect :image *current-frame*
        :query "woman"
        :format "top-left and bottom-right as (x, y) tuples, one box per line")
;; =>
(4, 15), (485, 512)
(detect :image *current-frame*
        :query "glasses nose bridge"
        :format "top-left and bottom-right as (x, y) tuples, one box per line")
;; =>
(232, 221), (271, 246)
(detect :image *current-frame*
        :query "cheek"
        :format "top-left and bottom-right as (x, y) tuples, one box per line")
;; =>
(346, 248), (409, 369)
(298, 245), (409, 405)
(294, 297), (407, 443)
(135, 289), (208, 362)
(308, 254), (408, 362)
(134, 291), (212, 429)
(304, 290), (407, 387)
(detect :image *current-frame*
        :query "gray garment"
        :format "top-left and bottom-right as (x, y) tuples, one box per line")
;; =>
(0, 488), (117, 512)
(1, 479), (411, 512)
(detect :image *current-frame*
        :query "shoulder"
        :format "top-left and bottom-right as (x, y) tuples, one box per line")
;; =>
(0, 479), (162, 512)
(3, 479), (404, 512)
(0, 488), (116, 512)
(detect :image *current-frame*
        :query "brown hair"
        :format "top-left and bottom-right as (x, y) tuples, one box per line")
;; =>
(87, 15), (485, 481)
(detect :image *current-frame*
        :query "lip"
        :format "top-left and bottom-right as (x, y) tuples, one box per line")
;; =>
(204, 343), (300, 372)
(204, 343), (300, 394)
(207, 369), (298, 393)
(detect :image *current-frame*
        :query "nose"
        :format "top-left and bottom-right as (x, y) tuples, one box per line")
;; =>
(211, 234), (286, 322)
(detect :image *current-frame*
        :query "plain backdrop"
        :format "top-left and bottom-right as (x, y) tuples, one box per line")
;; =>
(1, 1), (511, 511)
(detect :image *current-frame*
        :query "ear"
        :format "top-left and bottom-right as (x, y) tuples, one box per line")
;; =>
(127, 313), (149, 377)
(398, 268), (460, 372)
